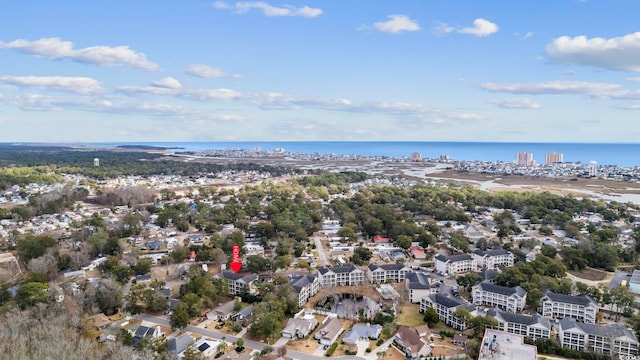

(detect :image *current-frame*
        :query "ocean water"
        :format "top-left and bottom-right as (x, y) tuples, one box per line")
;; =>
(91, 142), (640, 168)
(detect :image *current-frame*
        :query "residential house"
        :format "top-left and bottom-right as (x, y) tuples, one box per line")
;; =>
(394, 325), (432, 358)
(486, 309), (551, 341)
(230, 305), (253, 326)
(421, 293), (473, 330)
(167, 334), (195, 357)
(473, 249), (514, 270)
(289, 274), (320, 307)
(405, 271), (437, 304)
(372, 235), (391, 244)
(472, 281), (527, 313)
(366, 263), (411, 284)
(452, 333), (467, 347)
(540, 290), (598, 324)
(208, 300), (236, 321)
(317, 265), (364, 287)
(409, 246), (427, 259)
(314, 316), (345, 346)
(217, 271), (259, 296)
(342, 323), (382, 345)
(434, 254), (477, 276)
(281, 317), (319, 339)
(133, 325), (163, 348)
(192, 338), (221, 358)
(557, 317), (638, 357)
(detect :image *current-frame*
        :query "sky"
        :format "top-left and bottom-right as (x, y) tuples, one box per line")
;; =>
(2, 1), (640, 143)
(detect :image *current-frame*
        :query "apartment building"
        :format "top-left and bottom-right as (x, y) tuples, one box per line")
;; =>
(217, 271), (259, 296)
(289, 274), (320, 308)
(366, 263), (412, 284)
(405, 271), (437, 304)
(557, 317), (638, 357)
(486, 309), (551, 341)
(317, 265), (365, 287)
(473, 249), (515, 270)
(434, 253), (477, 276)
(472, 281), (527, 313)
(540, 290), (598, 324)
(420, 293), (473, 330)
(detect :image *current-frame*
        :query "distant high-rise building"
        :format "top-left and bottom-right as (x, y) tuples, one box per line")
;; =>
(515, 152), (535, 166)
(545, 152), (564, 164)
(93, 158), (99, 167)
(410, 152), (422, 161)
(589, 161), (598, 177)
(439, 154), (450, 161)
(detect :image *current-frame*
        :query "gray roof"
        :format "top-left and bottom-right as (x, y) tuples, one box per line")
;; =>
(476, 281), (526, 297)
(488, 309), (550, 328)
(343, 323), (382, 343)
(406, 272), (433, 290)
(543, 289), (597, 307)
(559, 317), (638, 344)
(428, 293), (466, 309)
(474, 248), (510, 257)
(221, 271), (258, 283)
(289, 274), (317, 292)
(168, 334), (195, 354)
(319, 265), (360, 274)
(435, 253), (472, 263)
(368, 263), (409, 271)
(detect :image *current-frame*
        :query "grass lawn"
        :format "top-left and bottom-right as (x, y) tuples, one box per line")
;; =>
(396, 304), (424, 327)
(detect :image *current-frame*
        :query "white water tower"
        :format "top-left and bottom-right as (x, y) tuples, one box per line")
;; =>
(94, 158), (100, 167)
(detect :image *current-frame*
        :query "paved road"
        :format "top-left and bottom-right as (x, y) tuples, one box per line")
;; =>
(314, 236), (329, 266)
(136, 314), (367, 360)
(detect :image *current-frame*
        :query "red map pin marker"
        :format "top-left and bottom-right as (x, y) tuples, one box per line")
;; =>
(230, 244), (242, 273)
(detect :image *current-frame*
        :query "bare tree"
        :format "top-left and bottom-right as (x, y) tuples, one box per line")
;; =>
(94, 277), (123, 315)
(27, 248), (58, 281)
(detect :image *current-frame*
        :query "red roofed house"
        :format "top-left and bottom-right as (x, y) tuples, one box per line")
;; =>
(410, 246), (427, 259)
(373, 235), (391, 244)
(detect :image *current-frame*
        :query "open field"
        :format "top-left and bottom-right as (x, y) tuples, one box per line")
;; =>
(396, 304), (424, 328)
(568, 267), (610, 281)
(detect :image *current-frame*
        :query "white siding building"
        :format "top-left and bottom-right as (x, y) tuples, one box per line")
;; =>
(540, 290), (598, 324)
(434, 254), (477, 276)
(473, 249), (514, 270)
(557, 317), (638, 357)
(317, 265), (365, 287)
(366, 263), (412, 284)
(472, 281), (527, 313)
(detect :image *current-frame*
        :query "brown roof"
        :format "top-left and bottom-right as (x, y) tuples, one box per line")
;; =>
(397, 326), (427, 354)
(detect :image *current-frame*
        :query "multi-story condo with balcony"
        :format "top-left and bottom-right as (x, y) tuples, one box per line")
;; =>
(405, 271), (437, 304)
(557, 317), (638, 357)
(540, 290), (598, 324)
(420, 293), (473, 330)
(485, 309), (551, 341)
(289, 274), (320, 307)
(472, 281), (527, 313)
(217, 271), (259, 296)
(434, 254), (477, 276)
(473, 248), (514, 270)
(317, 265), (364, 287)
(367, 263), (412, 284)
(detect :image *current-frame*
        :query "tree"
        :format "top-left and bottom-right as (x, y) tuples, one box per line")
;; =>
(15, 282), (48, 309)
(235, 338), (245, 352)
(423, 307), (439, 325)
(170, 303), (190, 330)
(395, 235), (412, 250)
(94, 277), (123, 315)
(182, 345), (205, 360)
(351, 247), (372, 265)
(17, 235), (56, 262)
(131, 258), (152, 275)
(540, 244), (557, 258)
(526, 288), (544, 308)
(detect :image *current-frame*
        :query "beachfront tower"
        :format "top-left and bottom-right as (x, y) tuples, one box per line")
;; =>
(515, 152), (535, 167)
(94, 158), (100, 167)
(588, 161), (598, 177)
(545, 153), (564, 164)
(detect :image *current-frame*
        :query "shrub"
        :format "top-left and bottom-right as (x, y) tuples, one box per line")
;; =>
(325, 343), (338, 357)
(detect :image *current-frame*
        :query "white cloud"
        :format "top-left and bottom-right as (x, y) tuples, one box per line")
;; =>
(214, 1), (322, 17)
(371, 15), (420, 34)
(118, 85), (244, 101)
(546, 32), (640, 72)
(434, 22), (455, 35)
(0, 75), (104, 94)
(458, 18), (499, 37)
(151, 77), (182, 89)
(521, 32), (534, 40)
(479, 80), (619, 95)
(626, 77), (640, 82)
(0, 37), (159, 71)
(187, 64), (242, 78)
(487, 98), (541, 109)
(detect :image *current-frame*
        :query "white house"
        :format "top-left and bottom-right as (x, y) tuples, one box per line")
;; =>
(434, 253), (477, 276)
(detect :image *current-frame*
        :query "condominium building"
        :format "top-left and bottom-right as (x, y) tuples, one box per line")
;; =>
(366, 263), (412, 284)
(486, 309), (551, 341)
(515, 152), (535, 167)
(217, 271), (259, 296)
(557, 317), (638, 357)
(545, 152), (564, 164)
(317, 265), (365, 287)
(434, 254), (477, 276)
(420, 294), (473, 330)
(472, 281), (527, 313)
(289, 274), (320, 307)
(479, 329), (537, 360)
(540, 290), (598, 324)
(405, 271), (437, 303)
(473, 249), (515, 270)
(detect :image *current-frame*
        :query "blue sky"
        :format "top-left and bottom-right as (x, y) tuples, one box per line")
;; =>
(2, 0), (640, 142)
